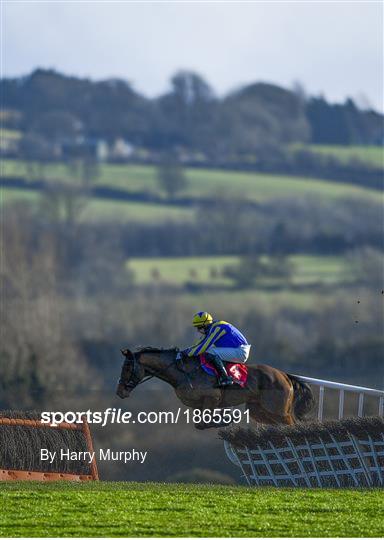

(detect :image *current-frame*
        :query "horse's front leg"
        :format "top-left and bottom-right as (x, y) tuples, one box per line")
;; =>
(193, 397), (216, 430)
(193, 398), (233, 430)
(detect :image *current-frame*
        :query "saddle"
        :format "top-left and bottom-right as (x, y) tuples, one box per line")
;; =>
(199, 354), (248, 388)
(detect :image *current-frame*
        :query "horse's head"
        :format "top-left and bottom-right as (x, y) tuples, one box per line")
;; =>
(116, 348), (146, 399)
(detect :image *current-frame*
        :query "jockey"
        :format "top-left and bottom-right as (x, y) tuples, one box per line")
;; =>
(181, 312), (251, 387)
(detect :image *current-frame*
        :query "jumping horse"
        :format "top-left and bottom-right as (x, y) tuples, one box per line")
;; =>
(116, 347), (315, 429)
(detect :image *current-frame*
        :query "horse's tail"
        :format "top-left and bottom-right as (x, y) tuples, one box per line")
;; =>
(287, 373), (316, 420)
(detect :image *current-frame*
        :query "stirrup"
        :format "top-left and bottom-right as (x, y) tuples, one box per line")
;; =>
(216, 377), (234, 388)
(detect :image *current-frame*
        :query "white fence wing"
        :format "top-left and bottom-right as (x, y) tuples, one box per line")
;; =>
(293, 375), (384, 421)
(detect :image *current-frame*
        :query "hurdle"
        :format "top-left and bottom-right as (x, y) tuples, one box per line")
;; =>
(222, 417), (384, 487)
(0, 415), (99, 482)
(223, 376), (384, 487)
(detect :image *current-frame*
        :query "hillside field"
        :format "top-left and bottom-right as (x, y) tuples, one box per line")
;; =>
(0, 482), (382, 537)
(128, 254), (352, 288)
(0, 187), (194, 224)
(2, 159), (382, 208)
(291, 144), (383, 168)
(2, 158), (383, 225)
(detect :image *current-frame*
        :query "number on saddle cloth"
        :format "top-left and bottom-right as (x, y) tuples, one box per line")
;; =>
(199, 354), (248, 388)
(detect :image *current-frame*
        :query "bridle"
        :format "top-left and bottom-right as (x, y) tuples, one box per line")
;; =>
(118, 353), (145, 391)
(118, 349), (186, 392)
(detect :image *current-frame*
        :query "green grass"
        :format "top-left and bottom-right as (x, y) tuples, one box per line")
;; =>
(291, 144), (383, 168)
(2, 159), (382, 205)
(0, 187), (40, 204)
(129, 255), (237, 286)
(127, 254), (355, 313)
(0, 188), (194, 224)
(0, 128), (22, 140)
(80, 199), (194, 223)
(182, 287), (337, 313)
(2, 158), (382, 226)
(183, 167), (382, 203)
(128, 254), (352, 288)
(0, 482), (382, 537)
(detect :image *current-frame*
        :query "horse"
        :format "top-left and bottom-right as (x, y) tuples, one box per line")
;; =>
(116, 346), (315, 429)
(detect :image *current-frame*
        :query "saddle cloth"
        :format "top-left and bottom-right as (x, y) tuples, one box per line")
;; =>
(200, 354), (248, 388)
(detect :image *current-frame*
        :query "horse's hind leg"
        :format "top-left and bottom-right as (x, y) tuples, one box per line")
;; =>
(258, 375), (296, 424)
(245, 401), (270, 425)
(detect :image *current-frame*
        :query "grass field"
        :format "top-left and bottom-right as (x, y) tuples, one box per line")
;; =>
(0, 128), (22, 140)
(2, 159), (382, 206)
(0, 482), (382, 537)
(2, 158), (382, 225)
(182, 288), (339, 313)
(80, 199), (193, 223)
(291, 144), (383, 168)
(128, 254), (353, 288)
(0, 188), (194, 224)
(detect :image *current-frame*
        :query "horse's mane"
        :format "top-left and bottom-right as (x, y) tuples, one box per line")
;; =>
(135, 346), (178, 354)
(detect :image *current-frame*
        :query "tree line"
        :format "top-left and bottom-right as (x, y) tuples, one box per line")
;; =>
(2, 69), (383, 157)
(96, 197), (384, 259)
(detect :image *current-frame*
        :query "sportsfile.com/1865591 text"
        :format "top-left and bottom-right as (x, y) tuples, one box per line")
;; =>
(40, 408), (250, 427)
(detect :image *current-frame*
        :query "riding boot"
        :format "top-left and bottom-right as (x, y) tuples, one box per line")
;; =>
(206, 353), (233, 387)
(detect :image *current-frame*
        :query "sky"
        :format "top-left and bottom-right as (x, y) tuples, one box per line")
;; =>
(2, 1), (383, 111)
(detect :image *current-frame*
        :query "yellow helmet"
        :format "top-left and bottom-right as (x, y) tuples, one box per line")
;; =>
(192, 311), (213, 328)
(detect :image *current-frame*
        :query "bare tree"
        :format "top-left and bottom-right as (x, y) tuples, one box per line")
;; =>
(156, 157), (188, 199)
(347, 247), (384, 289)
(0, 209), (97, 408)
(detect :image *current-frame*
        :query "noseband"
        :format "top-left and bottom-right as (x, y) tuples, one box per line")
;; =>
(118, 352), (144, 391)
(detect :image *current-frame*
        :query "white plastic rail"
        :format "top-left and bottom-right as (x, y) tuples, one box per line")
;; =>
(293, 375), (384, 421)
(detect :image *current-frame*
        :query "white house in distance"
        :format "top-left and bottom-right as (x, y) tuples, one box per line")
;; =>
(109, 138), (134, 161)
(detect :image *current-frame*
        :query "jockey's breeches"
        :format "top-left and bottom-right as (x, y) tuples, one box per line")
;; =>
(207, 344), (250, 363)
